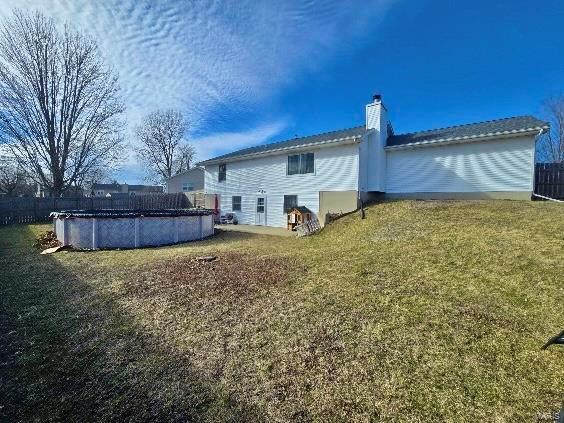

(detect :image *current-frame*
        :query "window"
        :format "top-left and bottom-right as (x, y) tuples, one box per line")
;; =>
(182, 183), (193, 192)
(256, 197), (265, 213)
(232, 196), (241, 211)
(287, 152), (314, 175)
(283, 195), (298, 213)
(218, 163), (226, 182)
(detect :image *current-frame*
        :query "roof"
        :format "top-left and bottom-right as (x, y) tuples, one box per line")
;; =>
(92, 183), (121, 190)
(91, 183), (163, 193)
(127, 185), (163, 192)
(387, 115), (548, 148)
(198, 115), (548, 165)
(106, 192), (130, 199)
(290, 206), (312, 214)
(165, 167), (204, 180)
(199, 125), (365, 165)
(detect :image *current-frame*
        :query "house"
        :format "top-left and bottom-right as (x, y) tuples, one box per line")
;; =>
(165, 168), (204, 194)
(199, 94), (549, 228)
(90, 183), (163, 197)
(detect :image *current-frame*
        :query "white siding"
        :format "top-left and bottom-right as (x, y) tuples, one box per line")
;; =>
(205, 143), (359, 227)
(361, 101), (387, 192)
(385, 135), (535, 193)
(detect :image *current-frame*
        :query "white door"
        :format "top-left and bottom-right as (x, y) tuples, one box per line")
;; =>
(255, 196), (266, 225)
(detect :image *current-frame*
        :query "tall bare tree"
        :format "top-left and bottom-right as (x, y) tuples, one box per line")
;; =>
(135, 109), (196, 182)
(0, 10), (124, 196)
(537, 96), (564, 163)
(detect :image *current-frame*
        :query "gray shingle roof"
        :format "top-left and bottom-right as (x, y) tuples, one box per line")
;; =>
(387, 115), (548, 147)
(199, 115), (548, 165)
(91, 183), (121, 190)
(128, 185), (163, 192)
(199, 125), (365, 164)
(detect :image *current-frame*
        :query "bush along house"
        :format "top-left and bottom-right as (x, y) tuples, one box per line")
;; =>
(199, 94), (549, 228)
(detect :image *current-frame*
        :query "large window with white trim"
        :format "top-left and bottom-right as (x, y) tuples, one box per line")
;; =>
(287, 153), (314, 175)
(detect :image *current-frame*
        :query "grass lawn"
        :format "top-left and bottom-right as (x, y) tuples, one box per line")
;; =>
(1, 200), (563, 422)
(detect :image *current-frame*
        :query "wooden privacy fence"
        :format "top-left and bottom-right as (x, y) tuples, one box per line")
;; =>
(0, 193), (190, 225)
(535, 163), (564, 200)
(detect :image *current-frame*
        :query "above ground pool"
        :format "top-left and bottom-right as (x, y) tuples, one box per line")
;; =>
(51, 209), (215, 249)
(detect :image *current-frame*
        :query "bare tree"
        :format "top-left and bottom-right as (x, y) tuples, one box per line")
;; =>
(174, 143), (196, 175)
(537, 96), (564, 163)
(0, 154), (24, 195)
(135, 109), (196, 182)
(0, 10), (125, 197)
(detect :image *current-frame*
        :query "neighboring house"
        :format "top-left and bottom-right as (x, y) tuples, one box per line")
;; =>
(199, 94), (549, 228)
(36, 184), (84, 198)
(90, 183), (163, 197)
(165, 168), (204, 194)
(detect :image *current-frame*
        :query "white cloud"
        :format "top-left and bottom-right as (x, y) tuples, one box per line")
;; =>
(0, 0), (395, 181)
(191, 120), (287, 161)
(113, 120), (286, 182)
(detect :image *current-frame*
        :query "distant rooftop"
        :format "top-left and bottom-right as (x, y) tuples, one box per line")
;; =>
(91, 183), (163, 193)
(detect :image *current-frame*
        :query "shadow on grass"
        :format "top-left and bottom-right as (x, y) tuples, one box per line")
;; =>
(0, 225), (264, 422)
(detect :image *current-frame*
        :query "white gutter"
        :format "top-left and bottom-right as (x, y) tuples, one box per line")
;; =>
(198, 134), (362, 166)
(384, 126), (549, 151)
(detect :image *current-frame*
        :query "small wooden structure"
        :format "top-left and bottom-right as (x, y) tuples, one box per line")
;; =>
(295, 218), (321, 237)
(287, 206), (312, 231)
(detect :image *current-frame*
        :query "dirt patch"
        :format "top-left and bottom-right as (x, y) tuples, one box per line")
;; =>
(125, 252), (304, 301)
(34, 230), (61, 249)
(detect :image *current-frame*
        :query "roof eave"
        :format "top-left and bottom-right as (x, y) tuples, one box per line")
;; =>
(198, 135), (362, 166)
(384, 126), (548, 151)
(164, 166), (204, 181)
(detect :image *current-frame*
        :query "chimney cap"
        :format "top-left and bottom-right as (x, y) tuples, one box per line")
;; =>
(373, 94), (382, 102)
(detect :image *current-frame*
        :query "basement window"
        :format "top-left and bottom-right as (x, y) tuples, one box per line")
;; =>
(218, 163), (226, 182)
(232, 196), (241, 211)
(287, 152), (314, 175)
(283, 195), (298, 213)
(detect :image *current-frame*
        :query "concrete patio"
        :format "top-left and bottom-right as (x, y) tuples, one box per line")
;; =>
(215, 224), (296, 237)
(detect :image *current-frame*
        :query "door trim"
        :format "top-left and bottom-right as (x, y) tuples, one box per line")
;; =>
(255, 196), (266, 225)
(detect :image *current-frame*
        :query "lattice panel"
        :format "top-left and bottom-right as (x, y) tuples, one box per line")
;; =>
(98, 219), (136, 248)
(139, 217), (175, 246)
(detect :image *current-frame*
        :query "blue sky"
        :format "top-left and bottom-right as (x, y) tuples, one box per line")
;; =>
(1, 0), (563, 183)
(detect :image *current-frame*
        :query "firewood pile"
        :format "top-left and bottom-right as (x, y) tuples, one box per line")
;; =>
(34, 231), (61, 249)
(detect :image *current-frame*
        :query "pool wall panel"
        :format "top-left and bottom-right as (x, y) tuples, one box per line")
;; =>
(54, 214), (214, 249)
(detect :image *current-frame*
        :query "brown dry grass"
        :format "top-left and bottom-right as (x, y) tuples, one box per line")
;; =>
(1, 200), (563, 422)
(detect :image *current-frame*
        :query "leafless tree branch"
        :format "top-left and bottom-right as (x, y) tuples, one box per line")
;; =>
(135, 109), (196, 183)
(537, 95), (564, 163)
(0, 9), (125, 196)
